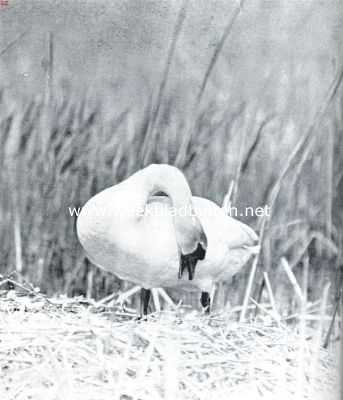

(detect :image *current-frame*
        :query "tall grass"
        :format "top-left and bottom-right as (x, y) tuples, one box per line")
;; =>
(0, 74), (341, 312)
(0, 3), (342, 324)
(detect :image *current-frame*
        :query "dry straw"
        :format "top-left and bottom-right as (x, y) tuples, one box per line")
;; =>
(0, 285), (339, 400)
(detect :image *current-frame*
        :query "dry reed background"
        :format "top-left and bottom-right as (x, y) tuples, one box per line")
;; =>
(0, 0), (342, 398)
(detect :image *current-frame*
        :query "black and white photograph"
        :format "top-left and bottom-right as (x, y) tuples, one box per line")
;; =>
(0, 0), (342, 399)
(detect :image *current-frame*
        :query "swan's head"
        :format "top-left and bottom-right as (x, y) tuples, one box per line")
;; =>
(175, 213), (208, 280)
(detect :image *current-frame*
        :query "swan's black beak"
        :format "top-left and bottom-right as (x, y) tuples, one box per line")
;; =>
(179, 243), (206, 280)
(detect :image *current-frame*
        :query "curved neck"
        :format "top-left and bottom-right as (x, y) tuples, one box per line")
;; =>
(133, 164), (193, 212)
(128, 164), (207, 258)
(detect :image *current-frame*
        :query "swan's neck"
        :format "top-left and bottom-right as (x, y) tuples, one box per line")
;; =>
(127, 164), (193, 215)
(142, 164), (193, 211)
(121, 164), (207, 280)
(130, 164), (204, 255)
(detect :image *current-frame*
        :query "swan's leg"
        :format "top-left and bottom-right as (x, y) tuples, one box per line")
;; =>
(117, 285), (177, 313)
(140, 288), (151, 318)
(200, 291), (211, 314)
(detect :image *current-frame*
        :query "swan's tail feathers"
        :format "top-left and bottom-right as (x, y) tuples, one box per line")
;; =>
(244, 244), (261, 255)
(225, 216), (260, 252)
(240, 223), (259, 246)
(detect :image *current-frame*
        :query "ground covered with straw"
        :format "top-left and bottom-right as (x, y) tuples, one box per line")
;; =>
(0, 290), (339, 400)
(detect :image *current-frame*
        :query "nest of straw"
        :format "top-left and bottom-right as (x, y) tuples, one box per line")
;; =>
(0, 289), (339, 400)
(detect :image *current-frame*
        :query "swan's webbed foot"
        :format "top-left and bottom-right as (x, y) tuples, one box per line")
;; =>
(179, 243), (206, 280)
(139, 288), (151, 319)
(200, 291), (211, 314)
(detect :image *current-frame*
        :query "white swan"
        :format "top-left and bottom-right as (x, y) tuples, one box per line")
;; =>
(77, 164), (258, 316)
(113, 196), (259, 313)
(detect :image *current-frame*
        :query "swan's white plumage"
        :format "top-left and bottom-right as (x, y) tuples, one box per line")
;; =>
(173, 196), (258, 292)
(77, 164), (258, 294)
